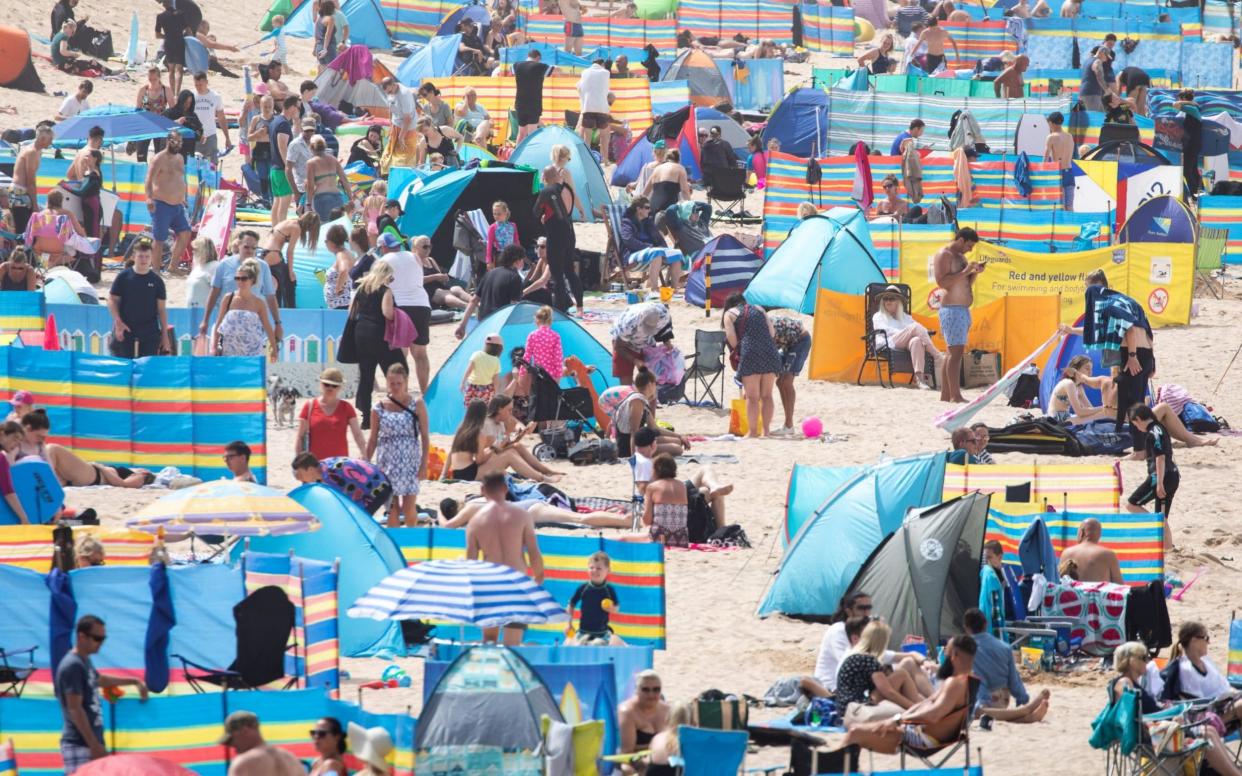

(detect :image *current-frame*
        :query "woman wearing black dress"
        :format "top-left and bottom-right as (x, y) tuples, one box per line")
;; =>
(533, 165), (583, 312)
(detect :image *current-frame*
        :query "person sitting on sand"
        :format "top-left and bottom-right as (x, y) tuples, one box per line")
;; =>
(20, 411), (152, 488)
(292, 452), (323, 485)
(961, 608), (1050, 724)
(448, 400), (562, 483)
(438, 493), (630, 529)
(838, 621), (930, 725)
(632, 427), (732, 524)
(837, 636), (977, 754)
(946, 427), (978, 465)
(1110, 641), (1242, 776)
(1165, 621), (1242, 724)
(632, 453), (723, 547)
(1058, 518), (1123, 583)
(1047, 355), (1112, 424)
(482, 396), (562, 481)
(618, 670), (671, 775)
(613, 368), (687, 458)
(798, 615), (871, 699)
(969, 423), (995, 464)
(224, 440), (257, 483)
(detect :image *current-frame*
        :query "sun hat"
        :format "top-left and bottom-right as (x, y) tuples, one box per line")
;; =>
(878, 285), (904, 299)
(319, 368), (345, 387)
(347, 722), (393, 770)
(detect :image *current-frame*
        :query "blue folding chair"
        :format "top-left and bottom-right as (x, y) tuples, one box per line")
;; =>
(670, 726), (748, 776)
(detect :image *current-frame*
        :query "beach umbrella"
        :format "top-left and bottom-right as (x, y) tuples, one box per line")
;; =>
(52, 104), (192, 148)
(319, 456), (392, 514)
(347, 559), (568, 627)
(75, 754), (197, 775)
(126, 480), (319, 537)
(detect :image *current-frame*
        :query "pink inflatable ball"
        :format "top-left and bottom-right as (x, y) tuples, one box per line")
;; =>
(801, 417), (824, 438)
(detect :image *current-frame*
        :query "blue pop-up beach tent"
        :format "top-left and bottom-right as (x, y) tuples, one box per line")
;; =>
(284, 0), (393, 49)
(744, 209), (884, 313)
(760, 87), (829, 157)
(510, 125), (611, 222)
(395, 34), (462, 84)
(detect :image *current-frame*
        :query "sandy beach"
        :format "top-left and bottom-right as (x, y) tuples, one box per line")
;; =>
(5, 1), (1242, 772)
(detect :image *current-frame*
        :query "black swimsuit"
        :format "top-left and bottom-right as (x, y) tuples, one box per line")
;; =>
(636, 729), (677, 776)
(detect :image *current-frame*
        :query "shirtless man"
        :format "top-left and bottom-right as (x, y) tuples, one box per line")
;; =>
(932, 227), (982, 403)
(1059, 518), (1124, 583)
(221, 711), (305, 776)
(465, 473), (546, 645)
(618, 670), (671, 775)
(264, 60), (292, 101)
(68, 127), (105, 182)
(839, 636), (977, 754)
(992, 55), (1029, 99)
(1044, 111), (1075, 210)
(562, 0), (583, 55)
(11, 125), (53, 235)
(145, 130), (193, 268)
(913, 18), (959, 72)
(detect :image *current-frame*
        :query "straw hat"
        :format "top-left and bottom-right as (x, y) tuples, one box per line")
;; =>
(319, 368), (345, 387)
(348, 722), (393, 771)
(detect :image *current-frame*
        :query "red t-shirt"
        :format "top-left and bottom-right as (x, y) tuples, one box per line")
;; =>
(299, 399), (357, 460)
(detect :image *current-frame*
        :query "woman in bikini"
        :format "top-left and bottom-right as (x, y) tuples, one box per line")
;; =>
(305, 135), (353, 223)
(1047, 355), (1112, 424)
(413, 116), (463, 169)
(135, 65), (173, 162)
(17, 411), (151, 488)
(618, 670), (671, 775)
(261, 211), (320, 308)
(447, 400), (561, 482)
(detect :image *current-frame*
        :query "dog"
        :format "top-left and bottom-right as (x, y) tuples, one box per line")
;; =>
(268, 375), (302, 428)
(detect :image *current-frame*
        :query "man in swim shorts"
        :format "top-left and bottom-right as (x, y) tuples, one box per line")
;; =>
(145, 130), (193, 270)
(561, 0), (583, 54)
(932, 227), (982, 403)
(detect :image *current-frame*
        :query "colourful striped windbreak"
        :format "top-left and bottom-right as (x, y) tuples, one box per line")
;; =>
(0, 739), (13, 776)
(799, 4), (854, 55)
(955, 206), (1114, 251)
(985, 510), (1164, 586)
(0, 345), (267, 483)
(943, 462), (1121, 515)
(1228, 618), (1242, 688)
(242, 552), (340, 696)
(379, 0), (464, 44)
(432, 76), (655, 140)
(0, 525), (155, 572)
(387, 527), (667, 648)
(523, 14), (676, 50)
(0, 293), (42, 338)
(941, 21), (1018, 69)
(675, 0), (797, 43)
(1195, 195), (1242, 265)
(0, 689), (415, 776)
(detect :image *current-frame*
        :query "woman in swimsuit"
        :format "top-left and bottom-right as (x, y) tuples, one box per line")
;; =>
(322, 224), (354, 310)
(551, 144), (588, 221)
(414, 116), (463, 169)
(639, 453), (691, 546)
(18, 411), (151, 488)
(0, 249), (38, 292)
(613, 368), (687, 458)
(640, 150), (692, 214)
(361, 180), (388, 246)
(307, 717), (347, 776)
(618, 670), (671, 775)
(1047, 355), (1112, 425)
(261, 211), (320, 308)
(135, 65), (172, 162)
(857, 34), (897, 75)
(534, 165), (583, 312)
(447, 400), (561, 482)
(305, 135), (354, 224)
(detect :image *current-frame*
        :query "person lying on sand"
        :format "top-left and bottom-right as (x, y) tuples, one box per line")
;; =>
(439, 495), (631, 529)
(17, 412), (152, 488)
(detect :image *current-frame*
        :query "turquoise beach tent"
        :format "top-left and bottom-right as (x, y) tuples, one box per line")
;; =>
(744, 209), (884, 314)
(291, 215), (353, 309)
(238, 483), (407, 657)
(284, 0), (393, 49)
(510, 125), (612, 222)
(758, 453), (947, 618)
(423, 303), (615, 435)
(395, 34), (462, 85)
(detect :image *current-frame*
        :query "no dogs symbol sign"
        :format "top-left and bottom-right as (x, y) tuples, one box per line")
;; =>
(1147, 288), (1169, 315)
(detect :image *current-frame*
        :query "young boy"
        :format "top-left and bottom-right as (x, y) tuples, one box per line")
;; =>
(1125, 404), (1179, 549)
(292, 452), (322, 484)
(567, 551), (624, 645)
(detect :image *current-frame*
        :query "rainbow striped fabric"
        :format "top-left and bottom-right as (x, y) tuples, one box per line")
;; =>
(0, 345), (267, 483)
(379, 0), (460, 44)
(650, 80), (690, 116)
(943, 462), (1121, 515)
(387, 527), (667, 648)
(0, 526), (154, 573)
(1196, 195), (1242, 265)
(985, 510), (1164, 586)
(0, 294), (42, 340)
(956, 207), (1114, 251)
(0, 688), (415, 776)
(0, 739), (14, 776)
(941, 21), (1018, 69)
(523, 14), (676, 50)
(675, 0), (797, 43)
(242, 552), (340, 696)
(799, 4), (854, 56)
(1228, 617), (1242, 688)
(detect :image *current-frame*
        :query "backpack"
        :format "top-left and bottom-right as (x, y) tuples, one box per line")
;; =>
(1179, 401), (1221, 433)
(1008, 371), (1041, 408)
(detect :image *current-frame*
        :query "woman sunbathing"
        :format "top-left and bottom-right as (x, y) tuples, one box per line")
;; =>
(19, 411), (152, 488)
(438, 496), (630, 529)
(447, 400), (562, 483)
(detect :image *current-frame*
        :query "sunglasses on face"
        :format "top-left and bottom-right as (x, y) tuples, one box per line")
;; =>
(235, 275), (254, 282)
(309, 729), (332, 739)
(87, 632), (106, 644)
(640, 686), (662, 693)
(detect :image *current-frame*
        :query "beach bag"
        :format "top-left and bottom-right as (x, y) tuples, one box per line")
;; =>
(1008, 370), (1041, 408)
(691, 691), (748, 730)
(384, 306), (417, 349)
(1090, 682), (1140, 753)
(425, 445), (447, 480)
(762, 676), (803, 707)
(707, 524), (751, 548)
(1179, 401), (1220, 433)
(1070, 421), (1132, 456)
(337, 299), (360, 364)
(790, 737), (858, 775)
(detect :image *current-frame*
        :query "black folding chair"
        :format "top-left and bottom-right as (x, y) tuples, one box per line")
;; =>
(899, 677), (980, 769)
(173, 585), (297, 693)
(857, 282), (937, 388)
(680, 330), (727, 408)
(702, 167), (758, 224)
(0, 646), (37, 698)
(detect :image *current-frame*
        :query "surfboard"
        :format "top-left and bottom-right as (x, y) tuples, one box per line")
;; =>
(1014, 113), (1050, 157)
(0, 459), (65, 525)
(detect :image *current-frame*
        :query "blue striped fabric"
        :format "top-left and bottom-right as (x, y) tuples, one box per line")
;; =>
(986, 510), (1165, 585)
(1205, 0), (1239, 39)
(650, 80), (690, 116)
(347, 559), (569, 626)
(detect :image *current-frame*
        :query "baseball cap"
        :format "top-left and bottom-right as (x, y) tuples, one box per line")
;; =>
(11, 390), (34, 406)
(484, 334), (503, 346)
(218, 710), (259, 745)
(377, 232), (403, 250)
(384, 198), (403, 213)
(301, 117), (318, 130)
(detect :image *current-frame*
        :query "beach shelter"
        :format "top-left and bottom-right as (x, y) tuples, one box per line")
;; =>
(684, 235), (763, 308)
(0, 25), (44, 93)
(611, 105), (702, 186)
(436, 3), (491, 36)
(744, 209), (884, 314)
(1118, 194), (1197, 244)
(1037, 319), (1105, 412)
(510, 126), (611, 222)
(415, 645), (564, 773)
(395, 33), (462, 84)
(761, 87), (830, 158)
(662, 49), (732, 108)
(694, 106), (751, 155)
(240, 483), (408, 657)
(1081, 140), (1171, 165)
(285, 0), (393, 49)
(843, 492), (992, 649)
(423, 302), (614, 434)
(758, 452), (948, 618)
(396, 164), (538, 265)
(314, 46), (396, 112)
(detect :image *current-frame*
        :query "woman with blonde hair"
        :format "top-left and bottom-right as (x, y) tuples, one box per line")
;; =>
(305, 134), (354, 223)
(349, 261), (407, 427)
(646, 702), (691, 775)
(838, 620), (928, 725)
(186, 236), (219, 308)
(551, 144), (587, 220)
(75, 534), (105, 567)
(213, 258), (277, 359)
(261, 210), (320, 308)
(870, 285), (942, 390)
(1166, 621), (1242, 723)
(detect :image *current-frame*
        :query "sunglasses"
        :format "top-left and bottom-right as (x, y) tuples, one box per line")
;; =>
(640, 686), (662, 693)
(855, 604), (874, 612)
(87, 632), (106, 644)
(309, 729), (332, 739)
(235, 275), (254, 282)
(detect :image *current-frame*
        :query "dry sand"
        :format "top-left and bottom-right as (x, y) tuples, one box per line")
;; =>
(5, 2), (1242, 772)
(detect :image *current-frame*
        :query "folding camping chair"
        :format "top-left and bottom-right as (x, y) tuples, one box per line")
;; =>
(899, 677), (980, 770)
(603, 202), (636, 289)
(670, 725), (748, 776)
(540, 714), (605, 776)
(0, 645), (36, 698)
(173, 585), (298, 692)
(1195, 227), (1227, 300)
(857, 283), (937, 388)
(702, 167), (758, 224)
(1099, 688), (1209, 776)
(680, 329), (727, 408)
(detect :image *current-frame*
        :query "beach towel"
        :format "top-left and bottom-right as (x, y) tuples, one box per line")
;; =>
(953, 147), (976, 208)
(1043, 579), (1129, 656)
(675, 453), (740, 465)
(1082, 285), (1152, 354)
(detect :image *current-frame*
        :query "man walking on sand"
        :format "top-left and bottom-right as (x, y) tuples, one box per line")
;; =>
(933, 227), (982, 404)
(145, 129), (194, 269)
(465, 473), (546, 646)
(11, 124), (53, 235)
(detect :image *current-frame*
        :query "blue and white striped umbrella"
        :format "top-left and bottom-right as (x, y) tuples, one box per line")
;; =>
(346, 559), (568, 627)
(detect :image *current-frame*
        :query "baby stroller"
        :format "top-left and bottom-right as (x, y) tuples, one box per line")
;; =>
(519, 357), (614, 463)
